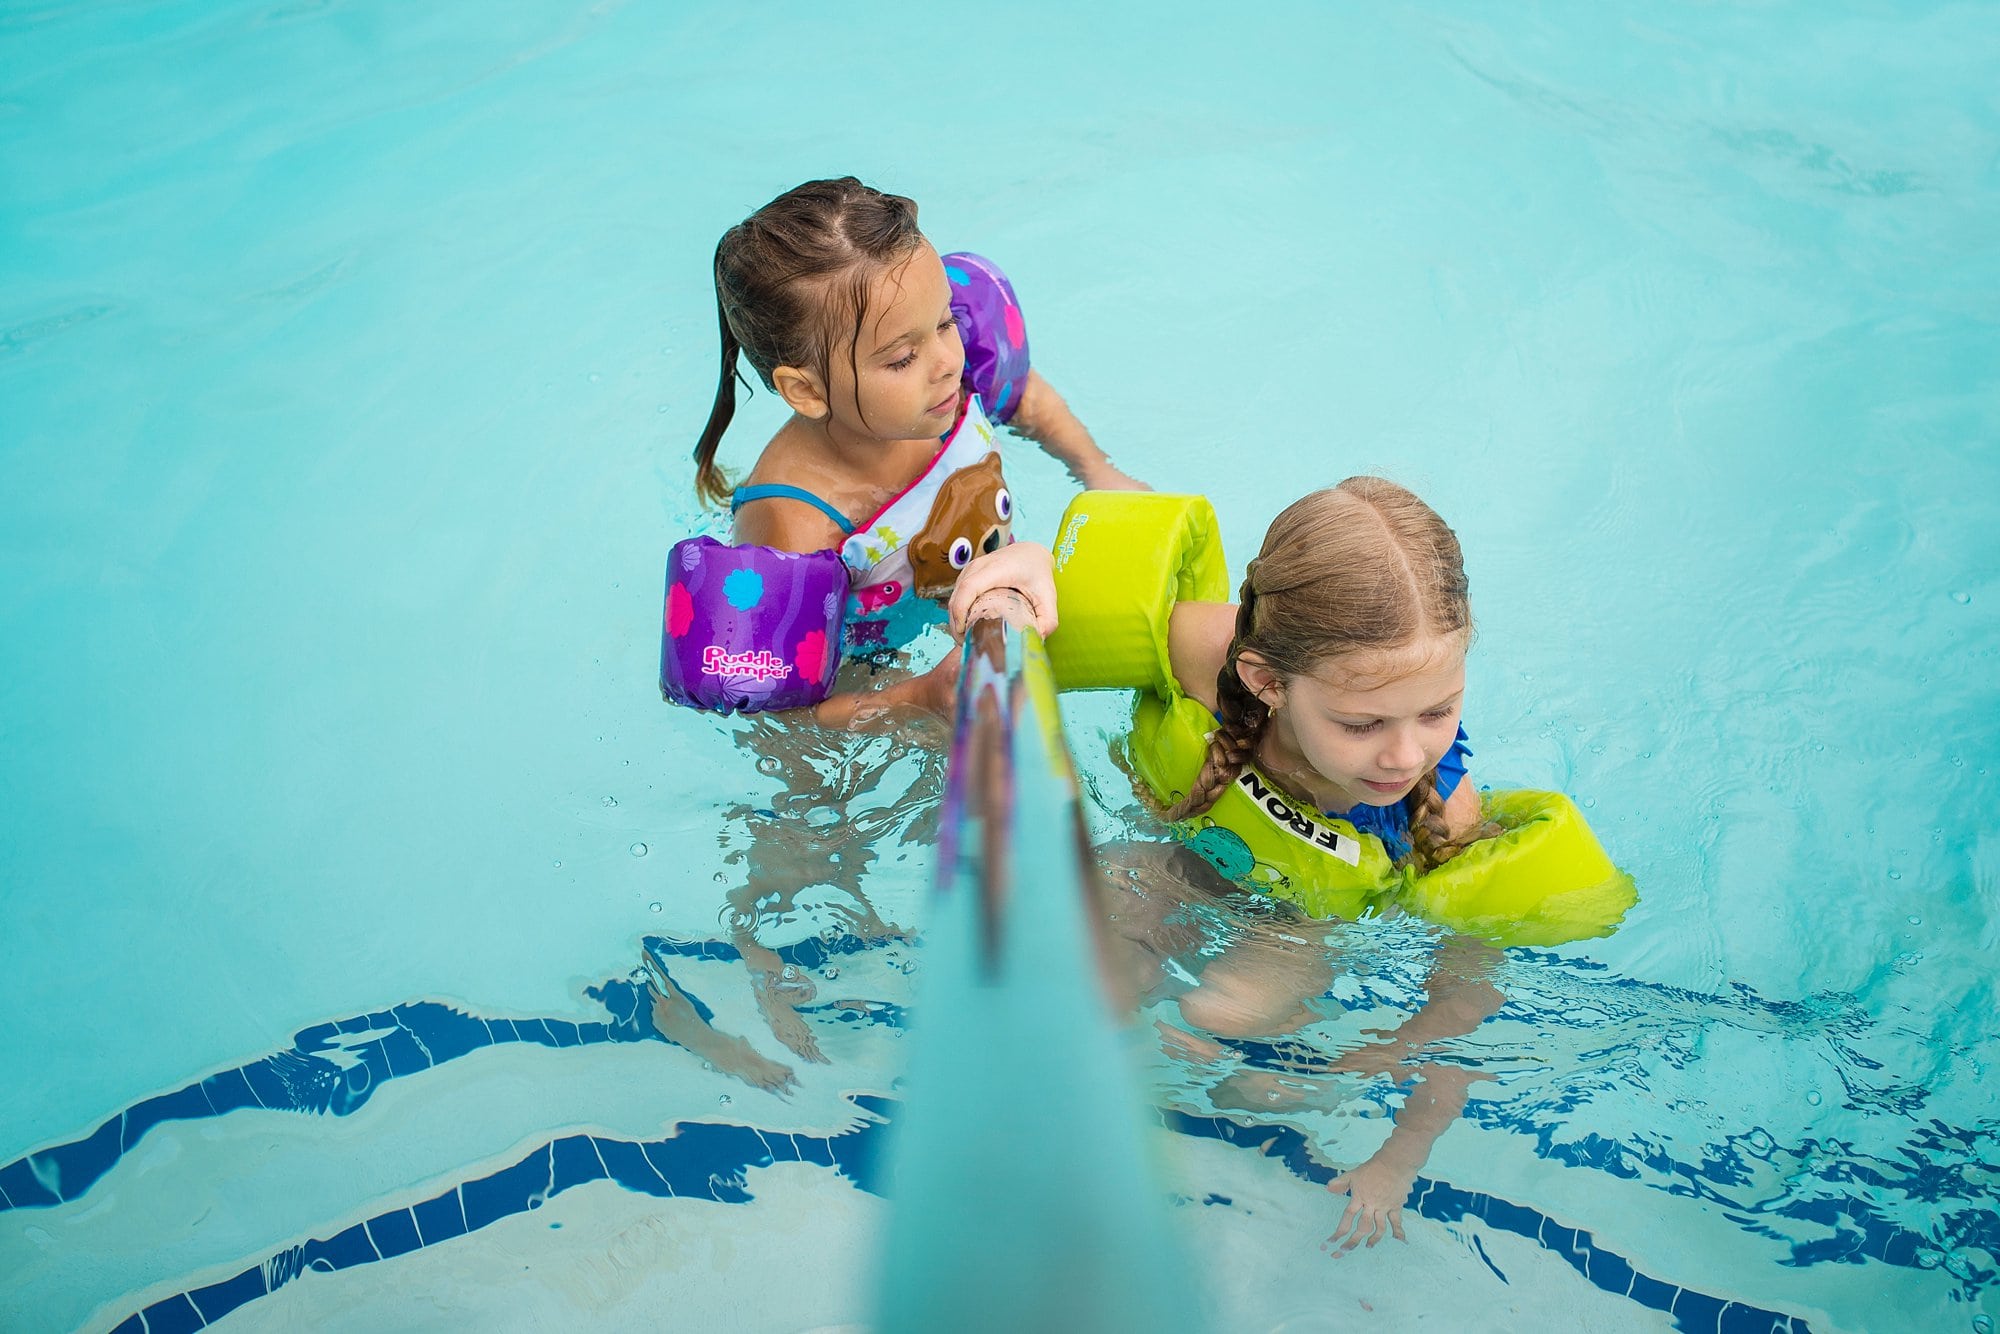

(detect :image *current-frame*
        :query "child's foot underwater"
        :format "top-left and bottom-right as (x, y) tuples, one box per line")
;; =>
(642, 953), (798, 1095)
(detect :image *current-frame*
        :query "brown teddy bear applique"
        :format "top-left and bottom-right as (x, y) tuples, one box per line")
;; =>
(907, 453), (1014, 599)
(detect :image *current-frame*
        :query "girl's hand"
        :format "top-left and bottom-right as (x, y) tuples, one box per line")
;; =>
(948, 540), (1058, 638)
(1323, 1158), (1415, 1254)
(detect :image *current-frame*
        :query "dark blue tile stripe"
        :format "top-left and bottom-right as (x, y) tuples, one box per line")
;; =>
(1159, 1108), (1814, 1334)
(113, 1100), (893, 1330)
(1, 932), (900, 1214)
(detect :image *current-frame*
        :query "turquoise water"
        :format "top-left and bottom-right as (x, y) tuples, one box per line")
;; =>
(3, 1), (1997, 1330)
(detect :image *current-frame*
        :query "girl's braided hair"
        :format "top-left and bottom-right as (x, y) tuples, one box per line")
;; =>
(692, 177), (925, 507)
(1163, 477), (1475, 874)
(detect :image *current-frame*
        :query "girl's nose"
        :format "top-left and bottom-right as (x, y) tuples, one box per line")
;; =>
(1381, 728), (1425, 773)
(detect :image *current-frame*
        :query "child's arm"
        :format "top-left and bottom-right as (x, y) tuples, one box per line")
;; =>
(1007, 371), (1149, 492)
(812, 542), (1059, 731)
(1166, 601), (1239, 712)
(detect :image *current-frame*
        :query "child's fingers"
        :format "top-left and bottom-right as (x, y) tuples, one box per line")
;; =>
(1389, 1209), (1407, 1244)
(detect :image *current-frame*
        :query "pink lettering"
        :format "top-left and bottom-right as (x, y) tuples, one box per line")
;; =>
(701, 646), (793, 682)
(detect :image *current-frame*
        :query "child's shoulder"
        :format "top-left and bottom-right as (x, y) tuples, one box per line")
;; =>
(734, 426), (856, 553)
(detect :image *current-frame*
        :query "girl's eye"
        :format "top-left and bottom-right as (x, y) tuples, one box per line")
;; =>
(939, 314), (960, 333)
(994, 488), (1012, 521)
(1338, 721), (1381, 736)
(1422, 708), (1456, 723)
(948, 537), (974, 569)
(888, 349), (917, 371)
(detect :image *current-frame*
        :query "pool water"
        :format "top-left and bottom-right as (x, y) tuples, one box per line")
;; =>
(2, 2), (1996, 1331)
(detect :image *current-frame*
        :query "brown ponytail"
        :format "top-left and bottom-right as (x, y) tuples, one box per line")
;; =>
(690, 177), (924, 510)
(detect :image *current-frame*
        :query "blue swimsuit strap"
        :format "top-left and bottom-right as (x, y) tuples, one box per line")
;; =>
(730, 483), (857, 536)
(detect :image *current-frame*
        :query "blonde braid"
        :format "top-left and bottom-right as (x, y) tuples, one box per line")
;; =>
(1402, 769), (1463, 874)
(1163, 578), (1269, 821)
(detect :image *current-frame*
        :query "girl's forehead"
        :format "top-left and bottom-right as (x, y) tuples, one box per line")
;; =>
(1304, 636), (1466, 706)
(863, 241), (946, 330)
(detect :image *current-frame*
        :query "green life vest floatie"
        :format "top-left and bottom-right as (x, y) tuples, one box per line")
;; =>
(1045, 490), (1637, 947)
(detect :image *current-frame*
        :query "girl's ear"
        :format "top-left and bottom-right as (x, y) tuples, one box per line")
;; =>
(1234, 652), (1285, 709)
(773, 364), (830, 419)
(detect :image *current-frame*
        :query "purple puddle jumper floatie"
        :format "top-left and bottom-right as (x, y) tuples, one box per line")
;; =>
(659, 537), (847, 714)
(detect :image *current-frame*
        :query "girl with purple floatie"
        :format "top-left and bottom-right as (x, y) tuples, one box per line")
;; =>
(663, 177), (1146, 727)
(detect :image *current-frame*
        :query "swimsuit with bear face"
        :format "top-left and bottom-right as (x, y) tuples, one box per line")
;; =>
(838, 393), (1011, 652)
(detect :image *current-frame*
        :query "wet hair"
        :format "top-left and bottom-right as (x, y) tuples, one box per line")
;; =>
(691, 177), (925, 508)
(1164, 477), (1476, 874)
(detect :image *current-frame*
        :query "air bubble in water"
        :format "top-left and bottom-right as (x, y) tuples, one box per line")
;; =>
(631, 842), (649, 857)
(649, 901), (662, 914)
(823, 967), (839, 980)
(1944, 1252), (1974, 1280)
(553, 860), (563, 869)
(718, 1094), (732, 1106)
(1950, 591), (1972, 605)
(1887, 870), (1902, 881)
(1916, 1249), (1943, 1269)
(1805, 1090), (1822, 1106)
(1582, 797), (1597, 809)
(602, 796), (618, 808)
(588, 372), (601, 383)
(1908, 914), (1921, 925)
(1971, 1315), (1992, 1334)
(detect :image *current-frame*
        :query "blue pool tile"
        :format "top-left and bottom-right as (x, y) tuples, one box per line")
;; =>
(1880, 1228), (1917, 1267)
(1584, 1245), (1634, 1295)
(595, 1137), (664, 1195)
(373, 1027), (434, 1077)
(1718, 1303), (1794, 1333)
(187, 1263), (269, 1324)
(550, 1135), (608, 1192)
(240, 1058), (293, 1110)
(140, 1292), (207, 1334)
(306, 1220), (379, 1272)
(542, 1020), (583, 1048)
(203, 1066), (260, 1113)
(129, 1084), (212, 1138)
(292, 1020), (340, 1051)
(1628, 1271), (1679, 1314)
(1671, 1286), (1727, 1333)
(1539, 1220), (1581, 1269)
(405, 1003), (490, 1060)
(461, 1145), (553, 1232)
(412, 1188), (468, 1245)
(1485, 1197), (1538, 1239)
(638, 1143), (682, 1195)
(367, 1207), (423, 1260)
(108, 1316), (145, 1334)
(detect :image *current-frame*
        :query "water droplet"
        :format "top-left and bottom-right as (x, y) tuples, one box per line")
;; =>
(657, 404), (670, 414)
(649, 901), (662, 914)
(630, 842), (649, 857)
(1950, 591), (1972, 605)
(552, 860), (563, 869)
(1887, 870), (1902, 881)
(602, 796), (618, 808)
(1907, 914), (1921, 925)
(823, 967), (839, 980)
(1638, 750), (1652, 759)
(1972, 1315), (1992, 1334)
(1805, 1090), (1822, 1106)
(1582, 796), (1597, 809)
(718, 1094), (732, 1106)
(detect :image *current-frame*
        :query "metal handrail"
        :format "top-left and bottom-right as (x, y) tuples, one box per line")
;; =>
(875, 617), (1204, 1334)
